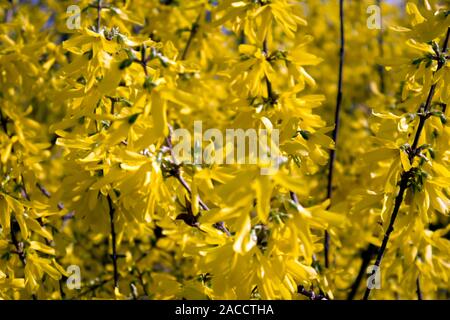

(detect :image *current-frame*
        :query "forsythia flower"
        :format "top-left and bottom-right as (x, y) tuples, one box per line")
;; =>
(0, 0), (448, 301)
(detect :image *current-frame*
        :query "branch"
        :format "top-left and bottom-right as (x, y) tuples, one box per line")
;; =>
(36, 183), (65, 211)
(416, 277), (423, 300)
(324, 0), (345, 269)
(298, 285), (328, 300)
(181, 12), (202, 60)
(10, 218), (26, 267)
(96, 0), (102, 32)
(346, 243), (377, 300)
(73, 277), (112, 299)
(348, 3), (385, 297)
(164, 128), (231, 236)
(107, 195), (119, 289)
(376, 0), (385, 94)
(363, 27), (450, 300)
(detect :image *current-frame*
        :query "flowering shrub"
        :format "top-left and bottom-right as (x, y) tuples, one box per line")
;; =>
(0, 0), (448, 300)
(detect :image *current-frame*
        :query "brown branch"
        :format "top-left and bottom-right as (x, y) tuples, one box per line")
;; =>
(164, 128), (231, 236)
(363, 27), (450, 300)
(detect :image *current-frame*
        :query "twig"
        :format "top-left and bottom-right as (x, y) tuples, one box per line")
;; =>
(376, 0), (385, 94)
(1, 111), (38, 299)
(0, 109), (8, 133)
(416, 277), (423, 300)
(107, 195), (119, 289)
(164, 128), (231, 236)
(73, 277), (112, 299)
(10, 218), (26, 267)
(181, 12), (202, 60)
(348, 3), (385, 297)
(363, 27), (450, 300)
(165, 132), (209, 211)
(96, 0), (102, 32)
(298, 285), (328, 300)
(324, 0), (345, 269)
(346, 244), (377, 300)
(135, 267), (149, 297)
(263, 40), (276, 102)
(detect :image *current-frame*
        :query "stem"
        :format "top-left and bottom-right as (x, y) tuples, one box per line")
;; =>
(376, 0), (385, 94)
(347, 244), (377, 300)
(298, 285), (328, 300)
(264, 40), (324, 275)
(74, 277), (112, 299)
(107, 195), (119, 289)
(0, 109), (8, 133)
(181, 12), (202, 60)
(164, 128), (231, 236)
(362, 173), (408, 300)
(96, 0), (102, 32)
(363, 27), (449, 300)
(135, 267), (149, 297)
(325, 0), (345, 269)
(263, 40), (275, 102)
(164, 132), (208, 211)
(10, 217), (37, 300)
(348, 2), (384, 297)
(34, 182), (66, 298)
(416, 277), (423, 300)
(10, 218), (26, 267)
(1, 110), (38, 299)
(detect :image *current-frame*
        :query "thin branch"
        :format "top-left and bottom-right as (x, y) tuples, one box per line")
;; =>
(263, 40), (276, 102)
(73, 277), (112, 299)
(346, 244), (377, 300)
(376, 0), (385, 94)
(1, 110), (38, 299)
(416, 277), (423, 300)
(164, 128), (231, 236)
(265, 39), (324, 275)
(10, 218), (26, 267)
(363, 27), (450, 300)
(96, 0), (102, 32)
(181, 12), (202, 60)
(298, 285), (328, 300)
(165, 132), (208, 211)
(348, 3), (385, 297)
(107, 195), (119, 289)
(134, 39), (232, 242)
(324, 0), (345, 269)
(362, 173), (407, 300)
(36, 182), (65, 210)
(0, 109), (8, 134)
(135, 267), (149, 297)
